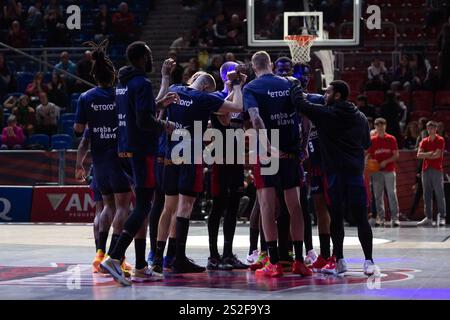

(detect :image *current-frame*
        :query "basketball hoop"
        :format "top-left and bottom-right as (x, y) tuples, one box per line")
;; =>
(284, 34), (317, 64)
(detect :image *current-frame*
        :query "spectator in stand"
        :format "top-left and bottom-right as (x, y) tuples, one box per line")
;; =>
(1, 115), (25, 150)
(112, 2), (135, 43)
(356, 95), (377, 119)
(47, 72), (67, 110)
(213, 13), (228, 46)
(181, 57), (200, 84)
(367, 118), (401, 227)
(380, 91), (402, 145)
(438, 15), (450, 89)
(2, 0), (22, 26)
(391, 54), (413, 91)
(366, 57), (388, 91)
(44, 8), (69, 47)
(167, 51), (185, 84)
(76, 50), (94, 92)
(25, 72), (48, 98)
(7, 20), (28, 48)
(55, 51), (77, 90)
(416, 117), (430, 148)
(170, 31), (191, 52)
(11, 94), (36, 136)
(0, 53), (16, 102)
(225, 52), (237, 62)
(417, 121), (447, 227)
(437, 121), (450, 153)
(24, 5), (43, 39)
(198, 18), (215, 48)
(227, 13), (244, 46)
(35, 91), (60, 136)
(396, 92), (408, 132)
(404, 121), (420, 150)
(94, 4), (112, 42)
(409, 54), (430, 91)
(44, 0), (63, 19)
(205, 54), (223, 86)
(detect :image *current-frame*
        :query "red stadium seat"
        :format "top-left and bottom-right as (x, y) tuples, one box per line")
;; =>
(365, 91), (385, 106)
(410, 111), (432, 121)
(435, 91), (450, 109)
(432, 111), (450, 122)
(412, 91), (434, 112)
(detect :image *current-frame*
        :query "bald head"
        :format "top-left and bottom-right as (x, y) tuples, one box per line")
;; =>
(251, 51), (272, 75)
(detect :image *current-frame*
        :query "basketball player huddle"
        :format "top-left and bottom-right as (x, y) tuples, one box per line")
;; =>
(74, 40), (378, 286)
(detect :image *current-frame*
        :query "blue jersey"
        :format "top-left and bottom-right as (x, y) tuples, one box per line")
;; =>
(210, 90), (243, 132)
(75, 87), (118, 164)
(157, 131), (167, 157)
(306, 93), (325, 167)
(243, 74), (300, 155)
(116, 67), (158, 155)
(165, 85), (224, 159)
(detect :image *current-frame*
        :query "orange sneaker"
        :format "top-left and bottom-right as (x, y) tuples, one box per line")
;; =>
(292, 260), (313, 276)
(249, 253), (269, 271)
(121, 258), (133, 278)
(92, 249), (105, 273)
(255, 262), (283, 277)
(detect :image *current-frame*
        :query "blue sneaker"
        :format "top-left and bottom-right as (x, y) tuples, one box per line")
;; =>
(147, 250), (155, 265)
(163, 256), (174, 270)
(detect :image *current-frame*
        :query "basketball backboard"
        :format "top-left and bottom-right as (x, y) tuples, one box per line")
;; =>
(247, 0), (362, 48)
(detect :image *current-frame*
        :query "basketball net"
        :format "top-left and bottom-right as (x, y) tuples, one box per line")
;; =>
(284, 34), (317, 65)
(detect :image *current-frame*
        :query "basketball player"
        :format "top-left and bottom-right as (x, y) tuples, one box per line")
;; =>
(207, 61), (248, 270)
(152, 73), (244, 275)
(100, 41), (178, 286)
(291, 80), (377, 276)
(244, 51), (312, 277)
(75, 129), (105, 273)
(73, 42), (134, 278)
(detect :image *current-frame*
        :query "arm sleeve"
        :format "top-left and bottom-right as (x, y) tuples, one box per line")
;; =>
(243, 86), (258, 112)
(438, 138), (445, 151)
(392, 136), (399, 151)
(204, 93), (225, 113)
(296, 98), (337, 124)
(135, 80), (165, 133)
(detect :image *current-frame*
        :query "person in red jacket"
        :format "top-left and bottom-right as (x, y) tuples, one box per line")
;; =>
(367, 118), (400, 227)
(417, 121), (447, 227)
(112, 2), (135, 43)
(1, 115), (25, 149)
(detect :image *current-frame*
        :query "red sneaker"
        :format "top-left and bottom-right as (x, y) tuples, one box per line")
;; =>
(310, 255), (329, 272)
(292, 260), (313, 276)
(255, 262), (283, 277)
(249, 255), (269, 271)
(321, 256), (337, 274)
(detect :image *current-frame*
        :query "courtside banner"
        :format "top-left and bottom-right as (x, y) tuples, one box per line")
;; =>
(0, 186), (33, 222)
(30, 186), (95, 223)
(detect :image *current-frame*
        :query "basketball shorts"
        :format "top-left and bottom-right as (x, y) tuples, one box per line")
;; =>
(211, 163), (244, 197)
(253, 157), (301, 190)
(163, 161), (203, 197)
(119, 153), (156, 189)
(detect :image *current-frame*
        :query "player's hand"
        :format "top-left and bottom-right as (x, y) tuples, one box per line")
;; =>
(159, 92), (179, 107)
(161, 58), (176, 77)
(165, 120), (176, 134)
(227, 70), (239, 83)
(290, 84), (305, 105)
(379, 160), (386, 169)
(75, 166), (86, 181)
(239, 72), (247, 86)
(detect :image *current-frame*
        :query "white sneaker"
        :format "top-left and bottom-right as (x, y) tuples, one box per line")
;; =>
(392, 219), (400, 227)
(304, 249), (318, 266)
(363, 260), (379, 276)
(100, 256), (131, 286)
(438, 215), (446, 227)
(417, 217), (433, 227)
(336, 259), (348, 274)
(131, 266), (163, 283)
(246, 250), (259, 264)
(368, 218), (376, 227)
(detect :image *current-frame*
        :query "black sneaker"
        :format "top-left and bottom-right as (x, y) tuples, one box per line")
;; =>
(207, 257), (233, 271)
(172, 257), (206, 274)
(151, 257), (164, 277)
(222, 254), (249, 270)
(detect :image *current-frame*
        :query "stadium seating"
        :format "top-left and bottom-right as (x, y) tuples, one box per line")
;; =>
(410, 111), (432, 121)
(61, 113), (76, 123)
(27, 134), (50, 150)
(365, 91), (385, 106)
(411, 91), (434, 112)
(15, 72), (34, 93)
(61, 120), (75, 136)
(51, 134), (73, 150)
(434, 91), (450, 110)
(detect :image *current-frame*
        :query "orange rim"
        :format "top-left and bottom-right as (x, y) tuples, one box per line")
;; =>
(284, 35), (316, 45)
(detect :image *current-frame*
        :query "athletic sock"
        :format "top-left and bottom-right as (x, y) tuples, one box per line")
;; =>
(249, 227), (259, 255)
(223, 191), (239, 258)
(319, 233), (331, 259)
(110, 232), (133, 261)
(107, 234), (120, 256)
(260, 225), (268, 252)
(175, 217), (190, 261)
(223, 240), (233, 258)
(293, 241), (304, 262)
(155, 240), (166, 260)
(266, 240), (279, 265)
(276, 213), (290, 261)
(98, 231), (109, 253)
(166, 237), (176, 257)
(134, 238), (147, 270)
(95, 239), (99, 252)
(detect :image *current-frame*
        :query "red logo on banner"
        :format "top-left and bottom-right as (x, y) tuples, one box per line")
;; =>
(31, 186), (96, 223)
